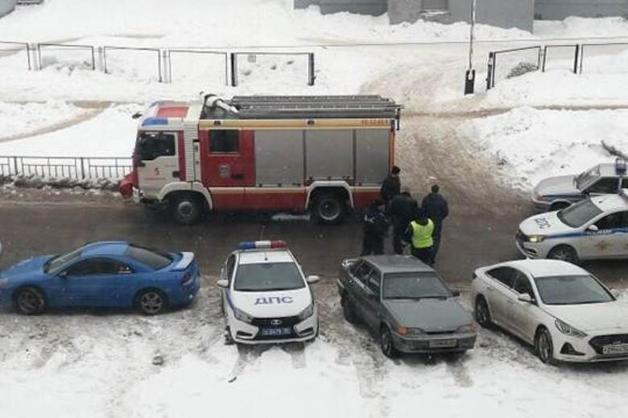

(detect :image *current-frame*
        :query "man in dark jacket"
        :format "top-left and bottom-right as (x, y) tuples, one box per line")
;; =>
(389, 190), (418, 255)
(421, 184), (449, 263)
(361, 199), (390, 256)
(380, 166), (401, 205)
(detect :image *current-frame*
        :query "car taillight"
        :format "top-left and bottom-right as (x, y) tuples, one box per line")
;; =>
(181, 272), (194, 286)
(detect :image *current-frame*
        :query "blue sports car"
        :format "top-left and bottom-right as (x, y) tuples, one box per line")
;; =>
(0, 241), (200, 315)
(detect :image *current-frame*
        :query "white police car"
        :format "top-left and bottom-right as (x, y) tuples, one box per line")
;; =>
(217, 241), (320, 344)
(517, 192), (628, 264)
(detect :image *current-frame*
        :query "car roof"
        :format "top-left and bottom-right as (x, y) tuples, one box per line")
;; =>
(506, 259), (588, 278)
(591, 193), (628, 212)
(362, 255), (434, 274)
(238, 249), (295, 265)
(81, 241), (129, 257)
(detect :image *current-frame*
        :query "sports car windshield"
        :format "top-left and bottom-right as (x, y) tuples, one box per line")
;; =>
(383, 272), (451, 299)
(44, 247), (82, 273)
(234, 262), (305, 292)
(575, 165), (600, 190)
(535, 275), (614, 305)
(557, 198), (603, 228)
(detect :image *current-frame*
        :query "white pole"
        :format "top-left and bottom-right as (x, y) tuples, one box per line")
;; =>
(468, 0), (476, 70)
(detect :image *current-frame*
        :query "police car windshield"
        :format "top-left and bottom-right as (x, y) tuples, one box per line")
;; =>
(234, 262), (305, 292)
(534, 275), (614, 305)
(557, 199), (603, 228)
(575, 165), (600, 190)
(383, 272), (451, 300)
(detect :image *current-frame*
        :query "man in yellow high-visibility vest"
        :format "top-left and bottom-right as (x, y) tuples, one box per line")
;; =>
(404, 209), (434, 265)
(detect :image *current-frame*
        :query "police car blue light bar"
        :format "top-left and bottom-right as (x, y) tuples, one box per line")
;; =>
(238, 240), (287, 250)
(615, 158), (626, 176)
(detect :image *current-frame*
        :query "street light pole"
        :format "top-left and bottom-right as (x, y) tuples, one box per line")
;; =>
(464, 0), (477, 95)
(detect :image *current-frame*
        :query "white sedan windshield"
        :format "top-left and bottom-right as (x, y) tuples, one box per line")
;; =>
(534, 275), (614, 305)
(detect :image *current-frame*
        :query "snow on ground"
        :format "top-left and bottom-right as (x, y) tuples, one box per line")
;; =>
(458, 107), (628, 189)
(1, 288), (628, 418)
(0, 101), (85, 140)
(0, 104), (140, 157)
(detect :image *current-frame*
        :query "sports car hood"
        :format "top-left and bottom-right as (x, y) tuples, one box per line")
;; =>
(543, 302), (628, 333)
(534, 175), (580, 199)
(231, 288), (312, 318)
(382, 298), (472, 332)
(519, 211), (576, 236)
(0, 255), (51, 280)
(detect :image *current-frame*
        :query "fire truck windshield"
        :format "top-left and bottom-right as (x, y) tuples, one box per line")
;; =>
(136, 132), (176, 161)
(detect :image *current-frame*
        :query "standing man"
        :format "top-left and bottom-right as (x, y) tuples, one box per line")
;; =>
(380, 165), (401, 206)
(404, 209), (434, 265)
(389, 189), (418, 255)
(361, 200), (390, 256)
(422, 184), (449, 264)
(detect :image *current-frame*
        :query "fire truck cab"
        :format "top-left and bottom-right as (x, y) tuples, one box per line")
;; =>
(121, 94), (401, 225)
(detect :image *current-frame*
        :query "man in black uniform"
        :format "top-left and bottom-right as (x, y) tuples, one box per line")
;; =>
(361, 200), (390, 256)
(380, 165), (401, 206)
(421, 184), (449, 264)
(389, 190), (418, 255)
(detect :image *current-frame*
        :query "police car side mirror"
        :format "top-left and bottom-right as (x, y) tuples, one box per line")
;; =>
(306, 275), (320, 284)
(216, 279), (229, 289)
(587, 225), (599, 232)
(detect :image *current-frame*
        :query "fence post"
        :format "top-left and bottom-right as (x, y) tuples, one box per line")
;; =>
(25, 43), (32, 71)
(486, 52), (494, 90)
(90, 46), (96, 71)
(230, 53), (238, 87)
(542, 46), (548, 72)
(307, 52), (315, 86)
(103, 47), (109, 74)
(79, 157), (85, 179)
(157, 49), (163, 83)
(12, 156), (18, 176)
(574, 44), (581, 74)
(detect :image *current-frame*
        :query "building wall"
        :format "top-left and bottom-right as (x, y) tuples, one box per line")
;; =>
(0, 0), (17, 18)
(535, 0), (628, 20)
(295, 0), (387, 16)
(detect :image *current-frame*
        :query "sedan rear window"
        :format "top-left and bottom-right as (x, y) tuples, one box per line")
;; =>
(234, 262), (304, 292)
(534, 275), (614, 305)
(383, 272), (451, 300)
(557, 198), (603, 228)
(125, 245), (172, 270)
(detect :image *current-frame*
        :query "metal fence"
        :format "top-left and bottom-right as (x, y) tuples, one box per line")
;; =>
(0, 40), (31, 70)
(165, 49), (229, 85)
(0, 156), (132, 180)
(542, 44), (579, 73)
(103, 46), (162, 82)
(230, 51), (315, 87)
(486, 46), (542, 89)
(37, 43), (96, 71)
(579, 42), (628, 74)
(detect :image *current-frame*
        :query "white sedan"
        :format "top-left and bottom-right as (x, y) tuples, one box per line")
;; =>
(472, 259), (628, 364)
(217, 240), (319, 344)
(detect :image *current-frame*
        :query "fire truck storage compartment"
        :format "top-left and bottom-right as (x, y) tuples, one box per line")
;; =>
(305, 130), (353, 181)
(355, 129), (389, 185)
(255, 130), (304, 186)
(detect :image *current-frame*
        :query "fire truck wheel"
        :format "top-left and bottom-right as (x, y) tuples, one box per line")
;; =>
(312, 192), (346, 225)
(171, 194), (202, 225)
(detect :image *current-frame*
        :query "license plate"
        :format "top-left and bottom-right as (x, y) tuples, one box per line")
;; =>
(429, 339), (457, 348)
(260, 327), (292, 337)
(602, 344), (628, 355)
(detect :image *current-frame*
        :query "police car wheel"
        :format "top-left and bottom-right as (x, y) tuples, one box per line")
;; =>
(313, 193), (345, 225)
(548, 245), (579, 264)
(14, 286), (47, 315)
(171, 195), (202, 225)
(380, 326), (399, 358)
(535, 327), (557, 365)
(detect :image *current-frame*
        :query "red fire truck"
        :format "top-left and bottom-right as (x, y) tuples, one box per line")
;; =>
(120, 94), (401, 224)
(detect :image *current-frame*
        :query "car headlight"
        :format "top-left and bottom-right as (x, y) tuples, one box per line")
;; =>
(398, 327), (425, 337)
(233, 306), (254, 324)
(528, 235), (546, 243)
(298, 303), (315, 320)
(456, 323), (477, 334)
(555, 319), (587, 338)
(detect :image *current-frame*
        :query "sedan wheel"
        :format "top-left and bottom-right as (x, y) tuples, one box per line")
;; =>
(137, 290), (167, 315)
(474, 297), (492, 328)
(15, 287), (46, 315)
(380, 327), (399, 358)
(536, 328), (556, 365)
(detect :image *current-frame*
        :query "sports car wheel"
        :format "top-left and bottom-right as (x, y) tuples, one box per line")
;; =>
(380, 326), (399, 358)
(536, 327), (556, 365)
(474, 297), (493, 328)
(548, 245), (578, 264)
(15, 287), (46, 315)
(136, 289), (167, 315)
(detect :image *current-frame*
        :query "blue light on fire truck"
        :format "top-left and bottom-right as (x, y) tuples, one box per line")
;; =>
(238, 241), (288, 250)
(142, 117), (168, 127)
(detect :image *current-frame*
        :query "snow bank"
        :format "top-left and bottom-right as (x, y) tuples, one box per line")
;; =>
(0, 104), (141, 157)
(459, 107), (628, 189)
(0, 101), (85, 139)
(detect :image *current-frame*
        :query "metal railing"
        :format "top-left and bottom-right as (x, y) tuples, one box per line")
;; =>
(230, 51), (315, 86)
(0, 156), (132, 180)
(486, 46), (541, 89)
(37, 43), (96, 71)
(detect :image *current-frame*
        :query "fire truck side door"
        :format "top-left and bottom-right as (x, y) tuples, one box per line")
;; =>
(136, 131), (180, 198)
(200, 129), (254, 209)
